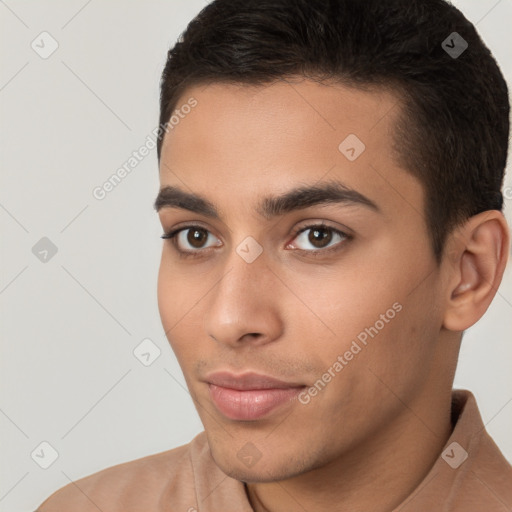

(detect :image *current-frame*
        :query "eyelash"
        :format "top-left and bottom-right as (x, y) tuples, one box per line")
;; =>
(161, 223), (351, 259)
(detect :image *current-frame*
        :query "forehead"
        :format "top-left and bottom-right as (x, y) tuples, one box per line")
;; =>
(158, 79), (423, 222)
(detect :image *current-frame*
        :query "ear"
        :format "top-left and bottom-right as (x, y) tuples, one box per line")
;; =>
(442, 210), (510, 331)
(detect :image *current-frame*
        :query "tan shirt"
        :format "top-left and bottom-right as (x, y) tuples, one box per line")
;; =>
(37, 389), (512, 511)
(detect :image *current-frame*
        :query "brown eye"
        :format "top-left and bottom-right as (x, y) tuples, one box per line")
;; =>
(308, 226), (333, 248)
(290, 224), (349, 253)
(161, 225), (222, 256)
(187, 227), (209, 248)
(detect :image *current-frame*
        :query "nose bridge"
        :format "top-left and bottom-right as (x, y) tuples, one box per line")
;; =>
(212, 242), (268, 317)
(203, 239), (281, 345)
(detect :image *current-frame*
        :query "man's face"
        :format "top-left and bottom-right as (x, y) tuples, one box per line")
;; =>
(156, 79), (448, 482)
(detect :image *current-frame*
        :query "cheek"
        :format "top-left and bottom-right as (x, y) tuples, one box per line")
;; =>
(157, 256), (210, 363)
(157, 255), (175, 331)
(293, 265), (438, 402)
(157, 255), (192, 350)
(157, 251), (200, 325)
(292, 270), (401, 353)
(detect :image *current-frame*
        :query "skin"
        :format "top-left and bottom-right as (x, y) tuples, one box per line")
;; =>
(155, 78), (509, 512)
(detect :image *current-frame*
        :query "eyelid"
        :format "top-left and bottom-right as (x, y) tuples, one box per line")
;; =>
(162, 222), (206, 238)
(161, 224), (221, 247)
(291, 221), (351, 239)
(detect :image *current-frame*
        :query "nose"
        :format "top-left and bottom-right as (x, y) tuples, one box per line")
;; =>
(203, 245), (283, 348)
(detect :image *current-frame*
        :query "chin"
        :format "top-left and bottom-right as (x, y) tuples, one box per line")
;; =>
(218, 461), (300, 484)
(209, 443), (313, 483)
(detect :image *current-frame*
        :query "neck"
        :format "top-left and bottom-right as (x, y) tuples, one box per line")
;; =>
(246, 388), (454, 512)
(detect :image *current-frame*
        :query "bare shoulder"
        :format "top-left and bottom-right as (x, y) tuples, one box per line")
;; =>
(36, 438), (197, 512)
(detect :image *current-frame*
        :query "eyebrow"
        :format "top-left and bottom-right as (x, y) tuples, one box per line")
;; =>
(153, 179), (380, 219)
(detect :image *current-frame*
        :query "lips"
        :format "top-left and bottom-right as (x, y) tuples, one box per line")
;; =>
(205, 371), (306, 421)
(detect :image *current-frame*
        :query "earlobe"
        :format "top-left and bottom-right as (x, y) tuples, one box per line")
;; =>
(442, 211), (510, 332)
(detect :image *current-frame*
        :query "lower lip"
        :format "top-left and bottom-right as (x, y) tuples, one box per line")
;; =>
(208, 384), (304, 421)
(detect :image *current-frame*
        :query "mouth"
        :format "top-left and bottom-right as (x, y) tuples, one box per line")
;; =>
(205, 371), (307, 421)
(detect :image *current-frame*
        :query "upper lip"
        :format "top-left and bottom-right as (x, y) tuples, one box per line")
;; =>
(205, 371), (305, 390)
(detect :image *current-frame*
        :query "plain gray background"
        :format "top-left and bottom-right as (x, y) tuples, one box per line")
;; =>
(1, 1), (511, 510)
